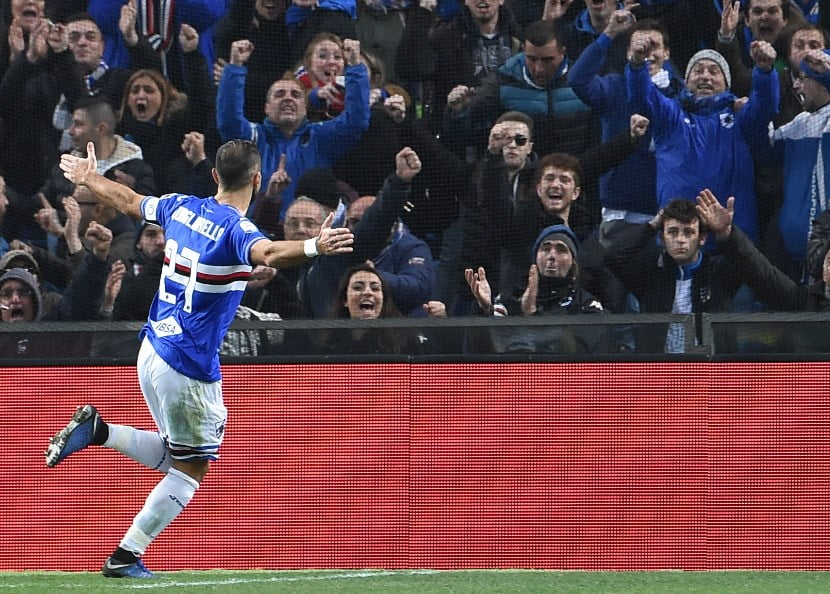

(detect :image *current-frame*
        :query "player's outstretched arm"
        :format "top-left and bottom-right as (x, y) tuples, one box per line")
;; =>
(59, 142), (145, 220)
(250, 212), (354, 268)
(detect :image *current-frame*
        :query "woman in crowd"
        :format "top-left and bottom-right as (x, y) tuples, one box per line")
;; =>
(295, 32), (347, 121)
(115, 25), (217, 195)
(317, 263), (424, 355)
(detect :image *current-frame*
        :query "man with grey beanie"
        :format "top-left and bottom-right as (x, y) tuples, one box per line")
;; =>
(626, 33), (779, 245)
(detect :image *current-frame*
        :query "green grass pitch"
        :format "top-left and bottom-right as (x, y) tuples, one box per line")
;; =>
(3, 570), (830, 593)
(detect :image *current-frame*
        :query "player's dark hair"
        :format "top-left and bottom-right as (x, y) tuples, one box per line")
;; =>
(215, 140), (261, 192)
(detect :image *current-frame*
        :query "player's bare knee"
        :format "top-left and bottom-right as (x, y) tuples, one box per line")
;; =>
(172, 459), (210, 483)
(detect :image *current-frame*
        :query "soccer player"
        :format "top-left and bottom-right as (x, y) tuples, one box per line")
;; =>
(44, 139), (354, 578)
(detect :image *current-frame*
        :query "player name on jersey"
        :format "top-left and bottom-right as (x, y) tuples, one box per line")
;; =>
(171, 206), (227, 242)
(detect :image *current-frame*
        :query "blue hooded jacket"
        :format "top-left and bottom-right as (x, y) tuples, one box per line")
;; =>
(217, 62), (371, 219)
(626, 61), (779, 241)
(570, 34), (684, 215)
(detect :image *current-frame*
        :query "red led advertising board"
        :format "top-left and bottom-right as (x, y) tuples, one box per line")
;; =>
(1, 362), (828, 571)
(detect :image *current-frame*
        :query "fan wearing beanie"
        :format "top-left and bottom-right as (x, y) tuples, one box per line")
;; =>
(626, 32), (779, 244)
(465, 224), (604, 318)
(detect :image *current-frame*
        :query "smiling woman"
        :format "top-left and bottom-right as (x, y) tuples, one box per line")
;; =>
(332, 263), (400, 321)
(305, 264), (426, 355)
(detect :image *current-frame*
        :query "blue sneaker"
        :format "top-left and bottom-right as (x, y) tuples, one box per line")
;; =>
(45, 405), (103, 467)
(101, 557), (157, 578)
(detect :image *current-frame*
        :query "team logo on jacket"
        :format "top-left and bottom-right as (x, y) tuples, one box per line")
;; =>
(719, 112), (735, 129)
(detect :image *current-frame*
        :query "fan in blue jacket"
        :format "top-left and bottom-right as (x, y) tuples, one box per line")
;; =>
(767, 49), (830, 282)
(626, 39), (779, 242)
(569, 12), (685, 227)
(217, 37), (370, 221)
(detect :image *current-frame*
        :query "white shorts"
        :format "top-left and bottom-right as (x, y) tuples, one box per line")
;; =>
(137, 337), (227, 461)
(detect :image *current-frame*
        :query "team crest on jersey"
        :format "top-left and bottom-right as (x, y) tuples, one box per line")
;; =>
(240, 220), (259, 233)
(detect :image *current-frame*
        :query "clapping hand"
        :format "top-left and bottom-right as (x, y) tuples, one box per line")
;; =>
(230, 39), (254, 66)
(343, 39), (361, 66)
(447, 85), (473, 113)
(384, 94), (406, 123)
(520, 264), (539, 316)
(423, 300), (447, 317)
(181, 131), (206, 165)
(719, 0), (741, 40)
(102, 260), (126, 314)
(179, 23), (199, 53)
(630, 113), (649, 138)
(120, 0), (139, 46)
(543, 0), (573, 21)
(85, 221), (114, 261)
(802, 48), (830, 75)
(34, 194), (63, 237)
(604, 9), (636, 39)
(750, 40), (776, 72)
(62, 195), (82, 253)
(628, 32), (655, 67)
(465, 266), (493, 314)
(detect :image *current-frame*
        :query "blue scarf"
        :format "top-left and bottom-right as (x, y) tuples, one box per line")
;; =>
(679, 89), (737, 115)
(676, 251), (703, 280)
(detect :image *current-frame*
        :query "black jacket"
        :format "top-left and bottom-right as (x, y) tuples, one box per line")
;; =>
(723, 225), (830, 312)
(395, 6), (521, 132)
(603, 222), (743, 349)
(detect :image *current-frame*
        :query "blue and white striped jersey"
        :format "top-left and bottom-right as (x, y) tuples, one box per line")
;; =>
(139, 193), (266, 381)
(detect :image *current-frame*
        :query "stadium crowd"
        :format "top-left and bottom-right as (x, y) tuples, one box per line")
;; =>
(2, 0), (830, 355)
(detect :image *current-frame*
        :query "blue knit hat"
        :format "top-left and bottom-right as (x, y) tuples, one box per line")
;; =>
(531, 224), (579, 261)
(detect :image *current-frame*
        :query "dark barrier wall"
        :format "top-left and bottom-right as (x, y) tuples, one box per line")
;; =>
(2, 362), (829, 571)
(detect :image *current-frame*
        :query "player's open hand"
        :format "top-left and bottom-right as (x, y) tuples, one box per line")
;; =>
(60, 142), (98, 186)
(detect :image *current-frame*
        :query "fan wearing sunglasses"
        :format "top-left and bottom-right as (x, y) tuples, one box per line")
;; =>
(451, 111), (537, 304)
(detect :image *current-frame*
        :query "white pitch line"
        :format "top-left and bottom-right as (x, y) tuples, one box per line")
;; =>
(124, 570), (439, 589)
(0, 570), (439, 590)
